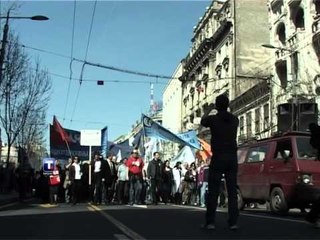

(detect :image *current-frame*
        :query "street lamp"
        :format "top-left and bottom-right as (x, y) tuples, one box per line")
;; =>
(261, 44), (294, 53)
(262, 43), (298, 131)
(0, 11), (49, 86)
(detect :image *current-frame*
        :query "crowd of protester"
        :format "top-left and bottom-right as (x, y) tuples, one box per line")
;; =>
(24, 150), (227, 207)
(0, 149), (228, 207)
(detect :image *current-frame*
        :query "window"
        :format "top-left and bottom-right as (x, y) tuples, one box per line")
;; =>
(315, 0), (320, 14)
(296, 137), (317, 160)
(264, 104), (270, 130)
(276, 22), (286, 45)
(274, 139), (293, 160)
(255, 108), (260, 134)
(246, 145), (268, 163)
(246, 111), (252, 137)
(240, 116), (244, 136)
(276, 59), (288, 89)
(293, 7), (305, 29)
(237, 148), (248, 164)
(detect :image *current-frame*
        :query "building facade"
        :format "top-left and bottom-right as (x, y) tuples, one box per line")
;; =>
(162, 63), (183, 160)
(179, 0), (272, 143)
(268, 0), (320, 132)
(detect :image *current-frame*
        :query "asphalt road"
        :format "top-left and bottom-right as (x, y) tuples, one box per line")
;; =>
(0, 200), (319, 239)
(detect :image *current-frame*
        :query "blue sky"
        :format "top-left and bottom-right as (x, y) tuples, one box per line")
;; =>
(0, 0), (210, 142)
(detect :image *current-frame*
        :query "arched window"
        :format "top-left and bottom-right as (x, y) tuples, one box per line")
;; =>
(276, 23), (286, 45)
(293, 7), (305, 29)
(315, 0), (320, 14)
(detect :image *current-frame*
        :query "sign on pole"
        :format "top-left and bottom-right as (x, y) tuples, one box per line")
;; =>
(80, 130), (101, 186)
(80, 130), (101, 146)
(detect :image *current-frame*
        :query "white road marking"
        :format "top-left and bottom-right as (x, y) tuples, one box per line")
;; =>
(130, 204), (147, 209)
(0, 202), (18, 209)
(114, 234), (131, 240)
(90, 204), (145, 240)
(172, 204), (305, 223)
(241, 212), (305, 223)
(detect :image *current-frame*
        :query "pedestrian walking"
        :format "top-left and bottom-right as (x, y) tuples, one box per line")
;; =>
(48, 160), (61, 205)
(147, 152), (162, 204)
(305, 122), (320, 228)
(63, 158), (73, 203)
(15, 157), (33, 201)
(117, 158), (129, 204)
(69, 156), (82, 205)
(91, 153), (107, 205)
(172, 161), (182, 204)
(200, 94), (239, 231)
(127, 149), (144, 205)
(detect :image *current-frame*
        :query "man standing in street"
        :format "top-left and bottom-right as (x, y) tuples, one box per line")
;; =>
(126, 149), (144, 205)
(147, 152), (162, 205)
(105, 153), (117, 204)
(200, 94), (239, 231)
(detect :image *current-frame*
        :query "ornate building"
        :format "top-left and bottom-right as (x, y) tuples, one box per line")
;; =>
(268, 0), (320, 132)
(179, 0), (271, 143)
(162, 63), (183, 160)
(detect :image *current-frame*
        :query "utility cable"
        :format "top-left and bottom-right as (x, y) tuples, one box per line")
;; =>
(6, 41), (178, 80)
(69, 0), (97, 128)
(63, 0), (77, 123)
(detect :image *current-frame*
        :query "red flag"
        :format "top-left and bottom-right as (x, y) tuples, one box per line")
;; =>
(53, 116), (68, 142)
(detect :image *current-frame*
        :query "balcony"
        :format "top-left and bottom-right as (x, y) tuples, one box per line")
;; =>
(312, 16), (320, 33)
(271, 0), (283, 13)
(215, 64), (222, 73)
(189, 87), (195, 95)
(288, 0), (301, 8)
(222, 57), (229, 69)
(202, 73), (209, 83)
(287, 31), (304, 49)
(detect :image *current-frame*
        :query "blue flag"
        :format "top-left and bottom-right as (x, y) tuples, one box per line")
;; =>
(101, 126), (108, 158)
(177, 130), (201, 149)
(141, 114), (200, 149)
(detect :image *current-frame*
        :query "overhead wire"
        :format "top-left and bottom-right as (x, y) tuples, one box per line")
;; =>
(63, 0), (77, 123)
(69, 0), (97, 128)
(5, 41), (178, 80)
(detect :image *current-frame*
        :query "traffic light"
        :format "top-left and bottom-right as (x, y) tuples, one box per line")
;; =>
(97, 80), (104, 85)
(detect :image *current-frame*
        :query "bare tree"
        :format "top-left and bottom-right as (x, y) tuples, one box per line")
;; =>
(0, 33), (51, 165)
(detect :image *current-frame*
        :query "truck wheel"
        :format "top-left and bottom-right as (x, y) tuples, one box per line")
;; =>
(237, 189), (245, 210)
(270, 187), (289, 215)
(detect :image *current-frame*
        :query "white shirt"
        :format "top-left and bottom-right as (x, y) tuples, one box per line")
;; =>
(73, 163), (82, 180)
(94, 161), (101, 173)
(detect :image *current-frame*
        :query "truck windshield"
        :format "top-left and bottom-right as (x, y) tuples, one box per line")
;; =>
(296, 137), (318, 160)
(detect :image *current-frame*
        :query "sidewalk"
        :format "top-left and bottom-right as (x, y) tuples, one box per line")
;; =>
(0, 191), (19, 206)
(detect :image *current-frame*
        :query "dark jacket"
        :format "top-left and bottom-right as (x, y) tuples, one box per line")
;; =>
(105, 159), (117, 184)
(147, 159), (162, 180)
(91, 159), (108, 182)
(201, 110), (239, 154)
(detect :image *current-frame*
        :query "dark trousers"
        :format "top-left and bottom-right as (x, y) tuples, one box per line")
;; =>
(206, 153), (239, 226)
(150, 179), (161, 204)
(104, 178), (116, 203)
(161, 182), (172, 204)
(129, 174), (142, 204)
(72, 179), (81, 204)
(93, 172), (102, 204)
(307, 197), (320, 222)
(117, 180), (128, 204)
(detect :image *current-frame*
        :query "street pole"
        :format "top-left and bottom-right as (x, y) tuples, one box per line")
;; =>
(290, 52), (297, 131)
(261, 44), (298, 131)
(0, 11), (49, 87)
(0, 11), (9, 87)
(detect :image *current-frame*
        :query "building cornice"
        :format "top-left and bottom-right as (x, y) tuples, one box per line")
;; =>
(180, 20), (232, 82)
(229, 81), (270, 114)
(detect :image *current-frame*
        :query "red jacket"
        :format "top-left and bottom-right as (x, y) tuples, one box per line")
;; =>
(126, 156), (144, 175)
